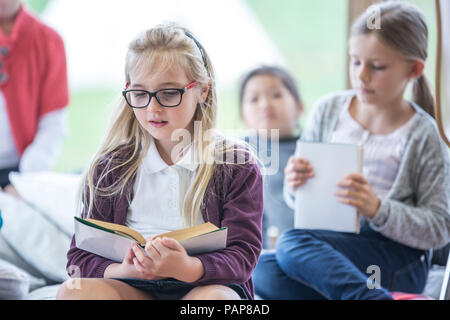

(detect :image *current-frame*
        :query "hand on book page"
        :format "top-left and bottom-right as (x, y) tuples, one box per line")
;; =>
(335, 173), (381, 219)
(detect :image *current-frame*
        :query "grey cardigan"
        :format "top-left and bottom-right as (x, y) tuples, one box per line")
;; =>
(289, 90), (450, 250)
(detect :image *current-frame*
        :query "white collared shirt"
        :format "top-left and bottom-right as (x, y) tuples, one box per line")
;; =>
(125, 139), (203, 239)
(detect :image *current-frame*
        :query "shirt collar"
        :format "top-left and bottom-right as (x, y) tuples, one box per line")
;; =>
(176, 143), (198, 172)
(0, 5), (27, 43)
(143, 139), (198, 174)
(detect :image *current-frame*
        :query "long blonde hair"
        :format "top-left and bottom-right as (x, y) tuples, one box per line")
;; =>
(351, 1), (435, 118)
(80, 23), (257, 226)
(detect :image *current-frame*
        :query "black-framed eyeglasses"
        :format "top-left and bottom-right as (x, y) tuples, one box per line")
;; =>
(122, 81), (199, 108)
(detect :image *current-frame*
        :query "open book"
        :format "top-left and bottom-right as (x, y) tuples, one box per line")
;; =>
(74, 217), (227, 262)
(294, 141), (363, 233)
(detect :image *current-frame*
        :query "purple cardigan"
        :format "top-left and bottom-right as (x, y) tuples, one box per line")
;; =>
(66, 149), (263, 299)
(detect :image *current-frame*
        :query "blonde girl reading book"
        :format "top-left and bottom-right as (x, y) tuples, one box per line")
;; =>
(57, 23), (263, 300)
(254, 1), (450, 300)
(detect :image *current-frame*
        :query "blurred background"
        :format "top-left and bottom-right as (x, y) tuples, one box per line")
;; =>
(22, 0), (437, 173)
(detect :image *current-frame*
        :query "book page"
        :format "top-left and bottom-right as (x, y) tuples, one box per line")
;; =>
(83, 218), (146, 245)
(154, 222), (220, 241)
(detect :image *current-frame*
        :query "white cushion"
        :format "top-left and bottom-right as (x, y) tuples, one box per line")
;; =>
(0, 258), (30, 299)
(0, 235), (47, 290)
(25, 284), (61, 300)
(8, 171), (81, 235)
(0, 192), (71, 283)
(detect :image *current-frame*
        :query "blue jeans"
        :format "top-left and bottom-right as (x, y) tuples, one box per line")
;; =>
(253, 226), (430, 300)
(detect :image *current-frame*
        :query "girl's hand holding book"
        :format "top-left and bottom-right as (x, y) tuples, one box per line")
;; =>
(284, 156), (315, 193)
(335, 173), (381, 219)
(130, 237), (204, 283)
(104, 247), (164, 280)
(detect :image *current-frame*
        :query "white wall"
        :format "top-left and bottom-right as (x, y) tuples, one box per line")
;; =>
(40, 0), (285, 91)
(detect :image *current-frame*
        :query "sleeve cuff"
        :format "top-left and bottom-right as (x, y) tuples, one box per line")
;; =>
(189, 254), (216, 285)
(369, 199), (389, 228)
(94, 259), (116, 278)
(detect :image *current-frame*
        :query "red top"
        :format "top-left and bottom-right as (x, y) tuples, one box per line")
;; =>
(0, 6), (69, 155)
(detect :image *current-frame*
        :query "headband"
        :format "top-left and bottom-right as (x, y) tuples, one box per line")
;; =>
(184, 31), (209, 72)
(124, 31), (210, 90)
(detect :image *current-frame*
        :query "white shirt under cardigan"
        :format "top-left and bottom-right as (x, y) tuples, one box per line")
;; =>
(284, 94), (416, 207)
(125, 139), (204, 239)
(0, 90), (67, 171)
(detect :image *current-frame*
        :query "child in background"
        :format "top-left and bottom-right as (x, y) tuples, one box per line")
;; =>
(254, 1), (450, 300)
(239, 66), (303, 248)
(57, 23), (263, 300)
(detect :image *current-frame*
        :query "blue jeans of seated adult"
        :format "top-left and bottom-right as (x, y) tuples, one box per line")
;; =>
(253, 225), (430, 300)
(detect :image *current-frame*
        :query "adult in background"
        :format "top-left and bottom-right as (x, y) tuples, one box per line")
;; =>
(0, 0), (69, 194)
